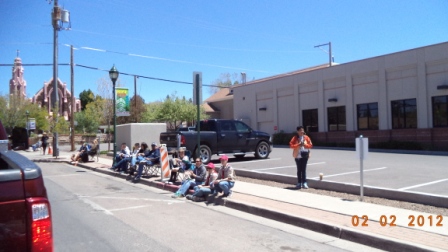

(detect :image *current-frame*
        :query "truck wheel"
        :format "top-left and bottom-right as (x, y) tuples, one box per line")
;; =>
(255, 141), (270, 159)
(195, 145), (212, 164)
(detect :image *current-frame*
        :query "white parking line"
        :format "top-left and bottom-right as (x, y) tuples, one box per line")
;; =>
(309, 167), (388, 179)
(230, 158), (281, 164)
(398, 178), (448, 191)
(79, 198), (113, 215)
(254, 162), (326, 171)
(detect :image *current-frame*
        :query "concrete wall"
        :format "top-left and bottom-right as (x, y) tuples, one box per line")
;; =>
(116, 123), (166, 150)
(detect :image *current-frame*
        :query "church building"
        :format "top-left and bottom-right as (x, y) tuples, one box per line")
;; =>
(8, 55), (81, 120)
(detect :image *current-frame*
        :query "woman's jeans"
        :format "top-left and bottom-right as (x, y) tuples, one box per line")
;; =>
(295, 157), (309, 184)
(215, 181), (235, 196)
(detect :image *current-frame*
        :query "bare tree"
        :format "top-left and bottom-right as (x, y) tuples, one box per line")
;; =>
(96, 76), (123, 151)
(208, 72), (241, 95)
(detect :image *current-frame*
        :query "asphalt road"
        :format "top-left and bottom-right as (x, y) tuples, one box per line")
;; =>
(210, 147), (448, 197)
(61, 143), (448, 197)
(40, 162), (383, 252)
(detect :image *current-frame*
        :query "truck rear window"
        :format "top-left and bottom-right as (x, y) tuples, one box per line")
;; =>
(199, 121), (217, 131)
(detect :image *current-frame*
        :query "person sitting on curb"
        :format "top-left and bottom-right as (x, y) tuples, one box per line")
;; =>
(109, 143), (131, 173)
(71, 141), (91, 164)
(31, 140), (42, 152)
(129, 142), (148, 175)
(213, 154), (235, 197)
(186, 162), (218, 202)
(133, 142), (160, 182)
(168, 147), (190, 183)
(111, 142), (140, 174)
(172, 158), (206, 198)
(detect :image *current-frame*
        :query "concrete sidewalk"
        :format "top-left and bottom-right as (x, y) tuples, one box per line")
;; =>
(21, 149), (448, 252)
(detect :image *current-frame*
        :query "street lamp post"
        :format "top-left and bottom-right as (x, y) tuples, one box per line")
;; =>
(109, 65), (119, 166)
(25, 110), (29, 137)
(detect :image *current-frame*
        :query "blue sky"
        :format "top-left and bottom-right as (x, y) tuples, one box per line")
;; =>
(1, 0), (447, 103)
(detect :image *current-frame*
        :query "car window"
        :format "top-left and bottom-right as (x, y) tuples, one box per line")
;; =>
(221, 121), (235, 131)
(235, 121), (251, 133)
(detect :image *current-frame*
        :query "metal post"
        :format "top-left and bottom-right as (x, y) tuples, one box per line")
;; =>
(26, 111), (29, 137)
(195, 73), (201, 159)
(360, 135), (364, 201)
(113, 79), (117, 166)
(134, 75), (137, 122)
(329, 41), (332, 67)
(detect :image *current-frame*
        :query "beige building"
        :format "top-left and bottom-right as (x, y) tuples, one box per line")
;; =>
(232, 42), (448, 149)
(203, 87), (234, 119)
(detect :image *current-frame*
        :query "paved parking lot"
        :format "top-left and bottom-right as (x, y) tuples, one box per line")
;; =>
(214, 147), (448, 197)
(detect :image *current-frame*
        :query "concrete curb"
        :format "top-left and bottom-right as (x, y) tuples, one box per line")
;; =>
(235, 169), (448, 208)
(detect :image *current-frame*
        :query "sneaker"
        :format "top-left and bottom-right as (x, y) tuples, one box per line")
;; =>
(211, 191), (218, 197)
(192, 196), (205, 202)
(119, 171), (125, 175)
(186, 195), (193, 200)
(296, 183), (301, 189)
(302, 183), (309, 189)
(171, 193), (180, 198)
(109, 167), (116, 171)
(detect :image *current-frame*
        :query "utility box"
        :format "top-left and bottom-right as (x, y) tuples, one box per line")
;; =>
(116, 123), (167, 151)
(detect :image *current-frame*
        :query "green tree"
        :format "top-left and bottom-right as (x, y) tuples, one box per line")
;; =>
(79, 89), (95, 111)
(155, 94), (208, 130)
(142, 102), (162, 122)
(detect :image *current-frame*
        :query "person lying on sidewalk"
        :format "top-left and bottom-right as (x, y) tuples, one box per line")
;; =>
(172, 158), (206, 198)
(111, 142), (140, 174)
(213, 154), (235, 197)
(186, 162), (218, 202)
(133, 142), (160, 182)
(109, 143), (131, 173)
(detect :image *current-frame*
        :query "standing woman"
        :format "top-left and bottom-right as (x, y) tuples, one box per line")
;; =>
(289, 126), (313, 189)
(41, 132), (49, 155)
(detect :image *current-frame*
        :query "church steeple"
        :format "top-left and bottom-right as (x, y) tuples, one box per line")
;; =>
(9, 51), (27, 99)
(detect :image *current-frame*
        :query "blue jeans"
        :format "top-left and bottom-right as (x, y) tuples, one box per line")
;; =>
(177, 180), (202, 196)
(193, 186), (213, 197)
(295, 157), (308, 184)
(114, 157), (131, 171)
(215, 181), (235, 196)
(132, 155), (145, 166)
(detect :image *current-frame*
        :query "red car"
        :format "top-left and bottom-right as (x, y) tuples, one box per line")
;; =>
(0, 120), (53, 252)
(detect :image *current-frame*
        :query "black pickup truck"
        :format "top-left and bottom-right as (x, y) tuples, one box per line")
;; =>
(0, 121), (53, 252)
(160, 119), (272, 163)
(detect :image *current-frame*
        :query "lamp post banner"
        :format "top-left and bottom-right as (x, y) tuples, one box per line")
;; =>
(28, 118), (36, 130)
(115, 87), (130, 116)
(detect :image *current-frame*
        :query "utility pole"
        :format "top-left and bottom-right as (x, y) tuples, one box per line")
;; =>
(314, 42), (333, 67)
(70, 45), (75, 151)
(48, 0), (70, 156)
(52, 0), (60, 157)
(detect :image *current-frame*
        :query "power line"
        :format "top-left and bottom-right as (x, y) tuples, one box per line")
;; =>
(0, 62), (221, 87)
